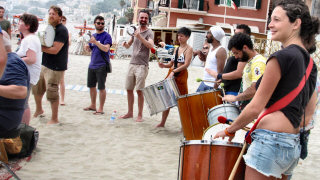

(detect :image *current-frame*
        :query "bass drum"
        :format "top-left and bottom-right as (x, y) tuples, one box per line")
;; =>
(37, 24), (55, 47)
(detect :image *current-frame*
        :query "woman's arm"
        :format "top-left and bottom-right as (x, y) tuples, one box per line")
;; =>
(172, 46), (193, 73)
(21, 49), (37, 65)
(301, 90), (317, 127)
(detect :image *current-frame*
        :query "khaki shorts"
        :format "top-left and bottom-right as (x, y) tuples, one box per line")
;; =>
(125, 64), (149, 90)
(32, 66), (64, 102)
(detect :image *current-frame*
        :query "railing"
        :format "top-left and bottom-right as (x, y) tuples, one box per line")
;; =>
(159, 0), (170, 7)
(252, 38), (320, 69)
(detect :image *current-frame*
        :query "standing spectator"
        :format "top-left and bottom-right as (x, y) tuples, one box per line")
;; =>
(196, 26), (227, 91)
(59, 15), (71, 106)
(120, 9), (154, 122)
(16, 13), (41, 125)
(83, 16), (112, 115)
(32, 6), (69, 124)
(0, 6), (11, 38)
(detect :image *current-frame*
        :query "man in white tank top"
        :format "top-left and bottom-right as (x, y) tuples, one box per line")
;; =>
(196, 26), (227, 92)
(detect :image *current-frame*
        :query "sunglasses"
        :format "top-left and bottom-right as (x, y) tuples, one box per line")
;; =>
(96, 22), (105, 25)
(61, 19), (66, 22)
(203, 46), (209, 49)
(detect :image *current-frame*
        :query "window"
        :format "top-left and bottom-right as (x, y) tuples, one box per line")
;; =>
(183, 0), (199, 10)
(219, 0), (227, 5)
(240, 0), (256, 8)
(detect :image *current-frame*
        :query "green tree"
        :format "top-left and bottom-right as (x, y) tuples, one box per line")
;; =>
(117, 17), (129, 24)
(124, 8), (134, 24)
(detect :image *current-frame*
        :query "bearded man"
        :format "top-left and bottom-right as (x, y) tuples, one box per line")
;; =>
(32, 6), (69, 124)
(120, 9), (154, 122)
(83, 15), (112, 115)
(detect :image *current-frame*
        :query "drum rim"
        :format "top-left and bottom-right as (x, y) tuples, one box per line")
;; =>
(181, 140), (243, 147)
(207, 103), (240, 114)
(177, 89), (220, 99)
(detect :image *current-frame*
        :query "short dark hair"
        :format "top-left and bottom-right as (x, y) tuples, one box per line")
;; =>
(139, 9), (150, 18)
(177, 27), (191, 37)
(49, 5), (63, 17)
(236, 24), (251, 35)
(20, 13), (39, 33)
(0, 6), (4, 10)
(94, 15), (104, 23)
(61, 16), (66, 20)
(228, 33), (253, 51)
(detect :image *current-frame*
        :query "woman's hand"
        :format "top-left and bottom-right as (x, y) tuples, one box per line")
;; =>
(158, 62), (165, 68)
(214, 130), (234, 142)
(222, 95), (237, 103)
(168, 71), (174, 78)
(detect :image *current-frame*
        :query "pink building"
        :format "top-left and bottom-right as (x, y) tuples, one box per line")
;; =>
(133, 0), (271, 34)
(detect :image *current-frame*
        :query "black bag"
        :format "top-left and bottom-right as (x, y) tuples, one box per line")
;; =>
(8, 123), (39, 158)
(300, 129), (310, 160)
(101, 51), (112, 73)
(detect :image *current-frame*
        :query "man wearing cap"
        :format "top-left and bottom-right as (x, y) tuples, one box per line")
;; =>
(196, 26), (227, 91)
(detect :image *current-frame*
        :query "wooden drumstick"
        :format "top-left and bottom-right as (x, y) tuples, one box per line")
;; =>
(229, 142), (247, 180)
(196, 78), (218, 83)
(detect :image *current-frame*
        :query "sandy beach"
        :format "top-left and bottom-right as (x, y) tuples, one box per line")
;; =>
(3, 52), (319, 179)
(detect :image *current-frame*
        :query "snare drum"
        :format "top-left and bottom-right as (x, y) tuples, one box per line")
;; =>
(177, 90), (222, 140)
(202, 123), (247, 144)
(142, 78), (180, 116)
(37, 25), (55, 47)
(207, 104), (240, 126)
(178, 140), (245, 180)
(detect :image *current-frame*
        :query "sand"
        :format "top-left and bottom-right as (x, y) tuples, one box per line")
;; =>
(5, 53), (319, 180)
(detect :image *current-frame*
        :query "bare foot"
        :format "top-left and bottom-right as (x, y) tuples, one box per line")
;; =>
(119, 113), (133, 119)
(156, 123), (165, 128)
(33, 110), (44, 118)
(135, 116), (144, 122)
(47, 119), (59, 125)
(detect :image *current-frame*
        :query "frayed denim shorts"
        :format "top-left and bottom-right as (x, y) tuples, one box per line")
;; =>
(243, 129), (300, 179)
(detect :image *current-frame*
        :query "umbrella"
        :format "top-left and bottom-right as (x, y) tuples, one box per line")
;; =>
(13, 14), (43, 21)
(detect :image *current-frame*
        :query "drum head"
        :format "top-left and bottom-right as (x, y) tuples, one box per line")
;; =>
(43, 25), (55, 47)
(126, 26), (136, 36)
(202, 123), (246, 144)
(207, 104), (240, 126)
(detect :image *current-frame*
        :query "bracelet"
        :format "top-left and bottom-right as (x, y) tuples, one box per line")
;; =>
(224, 128), (235, 136)
(217, 73), (223, 80)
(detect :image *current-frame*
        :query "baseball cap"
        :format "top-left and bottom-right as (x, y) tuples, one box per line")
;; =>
(209, 26), (225, 42)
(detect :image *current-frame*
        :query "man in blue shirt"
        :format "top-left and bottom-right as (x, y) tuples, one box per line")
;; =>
(0, 39), (29, 136)
(83, 15), (112, 115)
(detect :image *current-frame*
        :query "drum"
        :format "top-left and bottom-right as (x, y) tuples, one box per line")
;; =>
(207, 104), (240, 126)
(202, 123), (247, 144)
(126, 26), (136, 36)
(177, 90), (222, 140)
(142, 78), (180, 116)
(37, 25), (55, 47)
(178, 140), (245, 180)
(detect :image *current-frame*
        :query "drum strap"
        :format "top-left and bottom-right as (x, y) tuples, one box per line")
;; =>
(245, 57), (314, 144)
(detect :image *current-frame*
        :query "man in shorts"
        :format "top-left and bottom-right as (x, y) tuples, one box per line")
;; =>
(120, 9), (154, 122)
(33, 6), (69, 124)
(83, 15), (112, 115)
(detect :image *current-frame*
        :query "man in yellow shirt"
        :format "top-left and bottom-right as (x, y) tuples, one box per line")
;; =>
(223, 33), (266, 109)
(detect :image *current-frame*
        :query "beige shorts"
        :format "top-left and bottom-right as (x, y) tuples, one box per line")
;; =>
(125, 64), (149, 90)
(32, 66), (64, 102)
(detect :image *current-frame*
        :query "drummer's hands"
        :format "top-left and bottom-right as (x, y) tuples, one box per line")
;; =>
(168, 71), (174, 78)
(222, 95), (237, 103)
(159, 42), (166, 48)
(205, 68), (218, 78)
(158, 62), (165, 68)
(133, 30), (141, 39)
(214, 130), (234, 142)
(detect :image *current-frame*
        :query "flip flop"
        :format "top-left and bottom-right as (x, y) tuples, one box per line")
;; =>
(83, 107), (96, 111)
(93, 111), (105, 115)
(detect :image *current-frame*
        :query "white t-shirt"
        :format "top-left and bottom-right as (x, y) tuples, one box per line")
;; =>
(203, 45), (224, 87)
(16, 34), (42, 85)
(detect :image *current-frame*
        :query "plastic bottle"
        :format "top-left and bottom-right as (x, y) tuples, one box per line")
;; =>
(110, 110), (116, 124)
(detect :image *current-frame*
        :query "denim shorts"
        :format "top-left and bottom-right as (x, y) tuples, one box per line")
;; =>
(243, 129), (300, 179)
(196, 81), (213, 92)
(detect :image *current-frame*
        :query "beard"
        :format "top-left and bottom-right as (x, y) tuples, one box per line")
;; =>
(241, 51), (250, 62)
(139, 20), (147, 27)
(96, 26), (104, 31)
(206, 36), (213, 44)
(48, 17), (60, 27)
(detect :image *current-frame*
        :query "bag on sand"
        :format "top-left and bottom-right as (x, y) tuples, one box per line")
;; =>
(7, 123), (39, 158)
